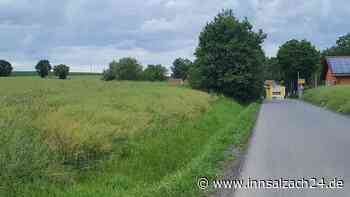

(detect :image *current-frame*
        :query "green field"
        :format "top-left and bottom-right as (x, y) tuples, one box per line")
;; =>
(304, 85), (350, 114)
(0, 76), (259, 197)
(12, 71), (101, 77)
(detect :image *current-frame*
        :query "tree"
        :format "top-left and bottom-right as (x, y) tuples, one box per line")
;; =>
(277, 39), (320, 93)
(53, 64), (70, 79)
(35, 60), (51, 78)
(103, 57), (143, 81)
(142, 64), (168, 81)
(171, 58), (192, 80)
(102, 68), (116, 81)
(0, 60), (13, 77)
(263, 57), (282, 81)
(321, 33), (350, 81)
(323, 33), (350, 56)
(189, 9), (266, 102)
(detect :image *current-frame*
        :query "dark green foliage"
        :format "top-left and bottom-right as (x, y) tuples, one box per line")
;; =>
(142, 64), (168, 81)
(323, 33), (350, 56)
(188, 64), (202, 89)
(102, 57), (142, 81)
(0, 60), (13, 77)
(53, 64), (70, 79)
(277, 39), (320, 92)
(35, 60), (52, 78)
(263, 57), (282, 81)
(113, 57), (142, 80)
(102, 68), (115, 81)
(171, 58), (192, 80)
(189, 9), (266, 102)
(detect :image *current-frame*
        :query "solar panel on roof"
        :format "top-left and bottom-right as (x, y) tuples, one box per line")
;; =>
(327, 57), (350, 74)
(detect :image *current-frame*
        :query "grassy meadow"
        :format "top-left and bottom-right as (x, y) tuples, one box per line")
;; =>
(0, 76), (259, 196)
(12, 71), (102, 77)
(304, 85), (350, 114)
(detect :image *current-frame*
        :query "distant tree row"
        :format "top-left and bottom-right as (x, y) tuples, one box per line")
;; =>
(102, 10), (268, 102)
(102, 57), (169, 81)
(0, 59), (70, 79)
(35, 60), (70, 79)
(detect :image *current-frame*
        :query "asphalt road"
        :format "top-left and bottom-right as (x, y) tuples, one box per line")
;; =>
(232, 100), (350, 197)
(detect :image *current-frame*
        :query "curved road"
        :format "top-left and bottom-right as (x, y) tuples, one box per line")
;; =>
(232, 100), (350, 196)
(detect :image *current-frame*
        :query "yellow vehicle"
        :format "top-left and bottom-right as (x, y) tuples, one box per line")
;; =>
(265, 80), (286, 99)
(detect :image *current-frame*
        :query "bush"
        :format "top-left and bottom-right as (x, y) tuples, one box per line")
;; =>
(189, 10), (266, 102)
(142, 64), (168, 81)
(102, 68), (116, 81)
(102, 57), (142, 81)
(0, 60), (13, 77)
(53, 64), (70, 79)
(35, 60), (51, 78)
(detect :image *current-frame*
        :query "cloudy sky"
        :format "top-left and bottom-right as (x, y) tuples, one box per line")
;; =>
(0, 0), (349, 72)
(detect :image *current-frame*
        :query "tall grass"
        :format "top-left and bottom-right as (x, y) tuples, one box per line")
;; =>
(304, 85), (350, 114)
(0, 76), (259, 196)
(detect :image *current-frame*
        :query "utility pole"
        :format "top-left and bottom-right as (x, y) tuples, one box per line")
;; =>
(297, 71), (304, 99)
(315, 73), (318, 88)
(297, 72), (300, 96)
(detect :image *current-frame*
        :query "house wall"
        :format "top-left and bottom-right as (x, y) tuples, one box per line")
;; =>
(325, 67), (337, 85)
(336, 76), (350, 85)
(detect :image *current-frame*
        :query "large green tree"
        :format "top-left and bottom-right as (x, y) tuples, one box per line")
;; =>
(171, 58), (192, 80)
(142, 64), (167, 81)
(103, 57), (143, 81)
(35, 60), (52, 78)
(189, 10), (266, 102)
(277, 39), (320, 92)
(0, 60), (13, 77)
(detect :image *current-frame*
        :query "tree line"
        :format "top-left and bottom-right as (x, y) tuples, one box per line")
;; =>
(0, 59), (70, 79)
(103, 10), (266, 102)
(102, 57), (193, 82)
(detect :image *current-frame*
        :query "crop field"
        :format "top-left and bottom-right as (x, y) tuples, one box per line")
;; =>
(304, 85), (350, 114)
(0, 76), (259, 197)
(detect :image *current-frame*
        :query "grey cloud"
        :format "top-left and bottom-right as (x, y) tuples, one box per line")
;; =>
(0, 0), (350, 71)
(248, 0), (350, 55)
